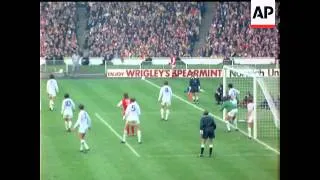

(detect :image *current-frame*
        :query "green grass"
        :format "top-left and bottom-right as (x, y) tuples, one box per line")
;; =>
(40, 78), (279, 180)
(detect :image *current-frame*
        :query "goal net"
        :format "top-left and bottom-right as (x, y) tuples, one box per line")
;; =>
(223, 65), (280, 150)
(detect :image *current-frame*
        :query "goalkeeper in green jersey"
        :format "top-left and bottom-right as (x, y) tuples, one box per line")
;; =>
(220, 96), (238, 132)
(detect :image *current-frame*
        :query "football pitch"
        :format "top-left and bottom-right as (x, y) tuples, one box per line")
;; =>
(40, 78), (279, 180)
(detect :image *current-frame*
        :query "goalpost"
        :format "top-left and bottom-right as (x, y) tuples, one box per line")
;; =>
(223, 65), (280, 149)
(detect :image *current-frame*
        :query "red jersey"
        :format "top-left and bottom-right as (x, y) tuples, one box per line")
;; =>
(121, 98), (131, 112)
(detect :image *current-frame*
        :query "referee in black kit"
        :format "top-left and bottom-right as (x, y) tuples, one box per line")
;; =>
(199, 110), (216, 157)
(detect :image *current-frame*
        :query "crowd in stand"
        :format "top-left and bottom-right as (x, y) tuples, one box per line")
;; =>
(197, 2), (280, 58)
(40, 2), (280, 59)
(86, 2), (203, 58)
(40, 2), (78, 59)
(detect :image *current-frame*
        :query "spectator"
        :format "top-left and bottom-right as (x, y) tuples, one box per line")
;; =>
(199, 2), (280, 58)
(40, 2), (78, 58)
(86, 2), (202, 58)
(40, 2), (279, 59)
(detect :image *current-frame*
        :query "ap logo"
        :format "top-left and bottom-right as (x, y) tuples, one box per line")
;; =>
(251, 0), (275, 28)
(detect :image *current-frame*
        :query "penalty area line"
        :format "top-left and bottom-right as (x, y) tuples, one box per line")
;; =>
(95, 113), (141, 157)
(142, 79), (280, 155)
(146, 153), (276, 158)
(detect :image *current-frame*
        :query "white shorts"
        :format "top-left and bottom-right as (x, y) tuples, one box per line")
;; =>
(248, 116), (254, 123)
(79, 127), (88, 134)
(48, 91), (56, 98)
(63, 111), (73, 119)
(161, 100), (171, 106)
(227, 109), (238, 117)
(127, 119), (140, 124)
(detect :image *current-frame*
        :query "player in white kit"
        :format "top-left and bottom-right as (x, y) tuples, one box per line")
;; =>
(158, 81), (173, 121)
(72, 104), (92, 152)
(61, 93), (76, 132)
(121, 98), (142, 144)
(228, 83), (240, 101)
(46, 74), (59, 111)
(228, 83), (240, 130)
(247, 97), (254, 139)
(230, 97), (239, 130)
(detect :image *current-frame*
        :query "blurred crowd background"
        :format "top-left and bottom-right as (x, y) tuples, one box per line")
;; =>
(40, 2), (280, 60)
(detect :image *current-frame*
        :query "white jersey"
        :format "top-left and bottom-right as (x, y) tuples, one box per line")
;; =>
(46, 79), (59, 96)
(247, 102), (254, 122)
(158, 85), (173, 104)
(228, 88), (239, 99)
(74, 110), (91, 133)
(61, 98), (75, 116)
(125, 102), (141, 122)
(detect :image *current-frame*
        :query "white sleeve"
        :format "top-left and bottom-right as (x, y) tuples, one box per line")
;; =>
(86, 112), (92, 128)
(46, 81), (50, 93)
(71, 99), (76, 110)
(55, 80), (59, 93)
(117, 100), (122, 107)
(125, 104), (130, 116)
(61, 100), (65, 113)
(73, 112), (81, 129)
(247, 103), (254, 113)
(137, 104), (141, 116)
(158, 88), (163, 101)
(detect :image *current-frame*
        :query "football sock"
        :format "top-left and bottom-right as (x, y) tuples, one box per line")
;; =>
(68, 121), (72, 129)
(165, 109), (170, 120)
(226, 121), (231, 131)
(160, 108), (164, 119)
(209, 144), (213, 156)
(80, 143), (84, 151)
(126, 126), (130, 135)
(81, 139), (89, 150)
(83, 142), (89, 150)
(122, 130), (127, 142)
(49, 100), (54, 110)
(233, 119), (238, 129)
(137, 130), (141, 143)
(200, 144), (205, 155)
(195, 96), (199, 102)
(248, 127), (252, 138)
(192, 96), (195, 102)
(64, 121), (68, 130)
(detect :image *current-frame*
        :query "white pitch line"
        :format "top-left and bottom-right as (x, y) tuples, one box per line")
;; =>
(146, 153), (276, 158)
(143, 79), (280, 155)
(95, 113), (141, 157)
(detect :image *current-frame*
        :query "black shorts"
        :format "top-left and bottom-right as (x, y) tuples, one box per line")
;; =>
(202, 131), (214, 139)
(190, 87), (199, 93)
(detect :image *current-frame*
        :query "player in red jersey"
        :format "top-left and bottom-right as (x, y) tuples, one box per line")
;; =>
(117, 93), (135, 136)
